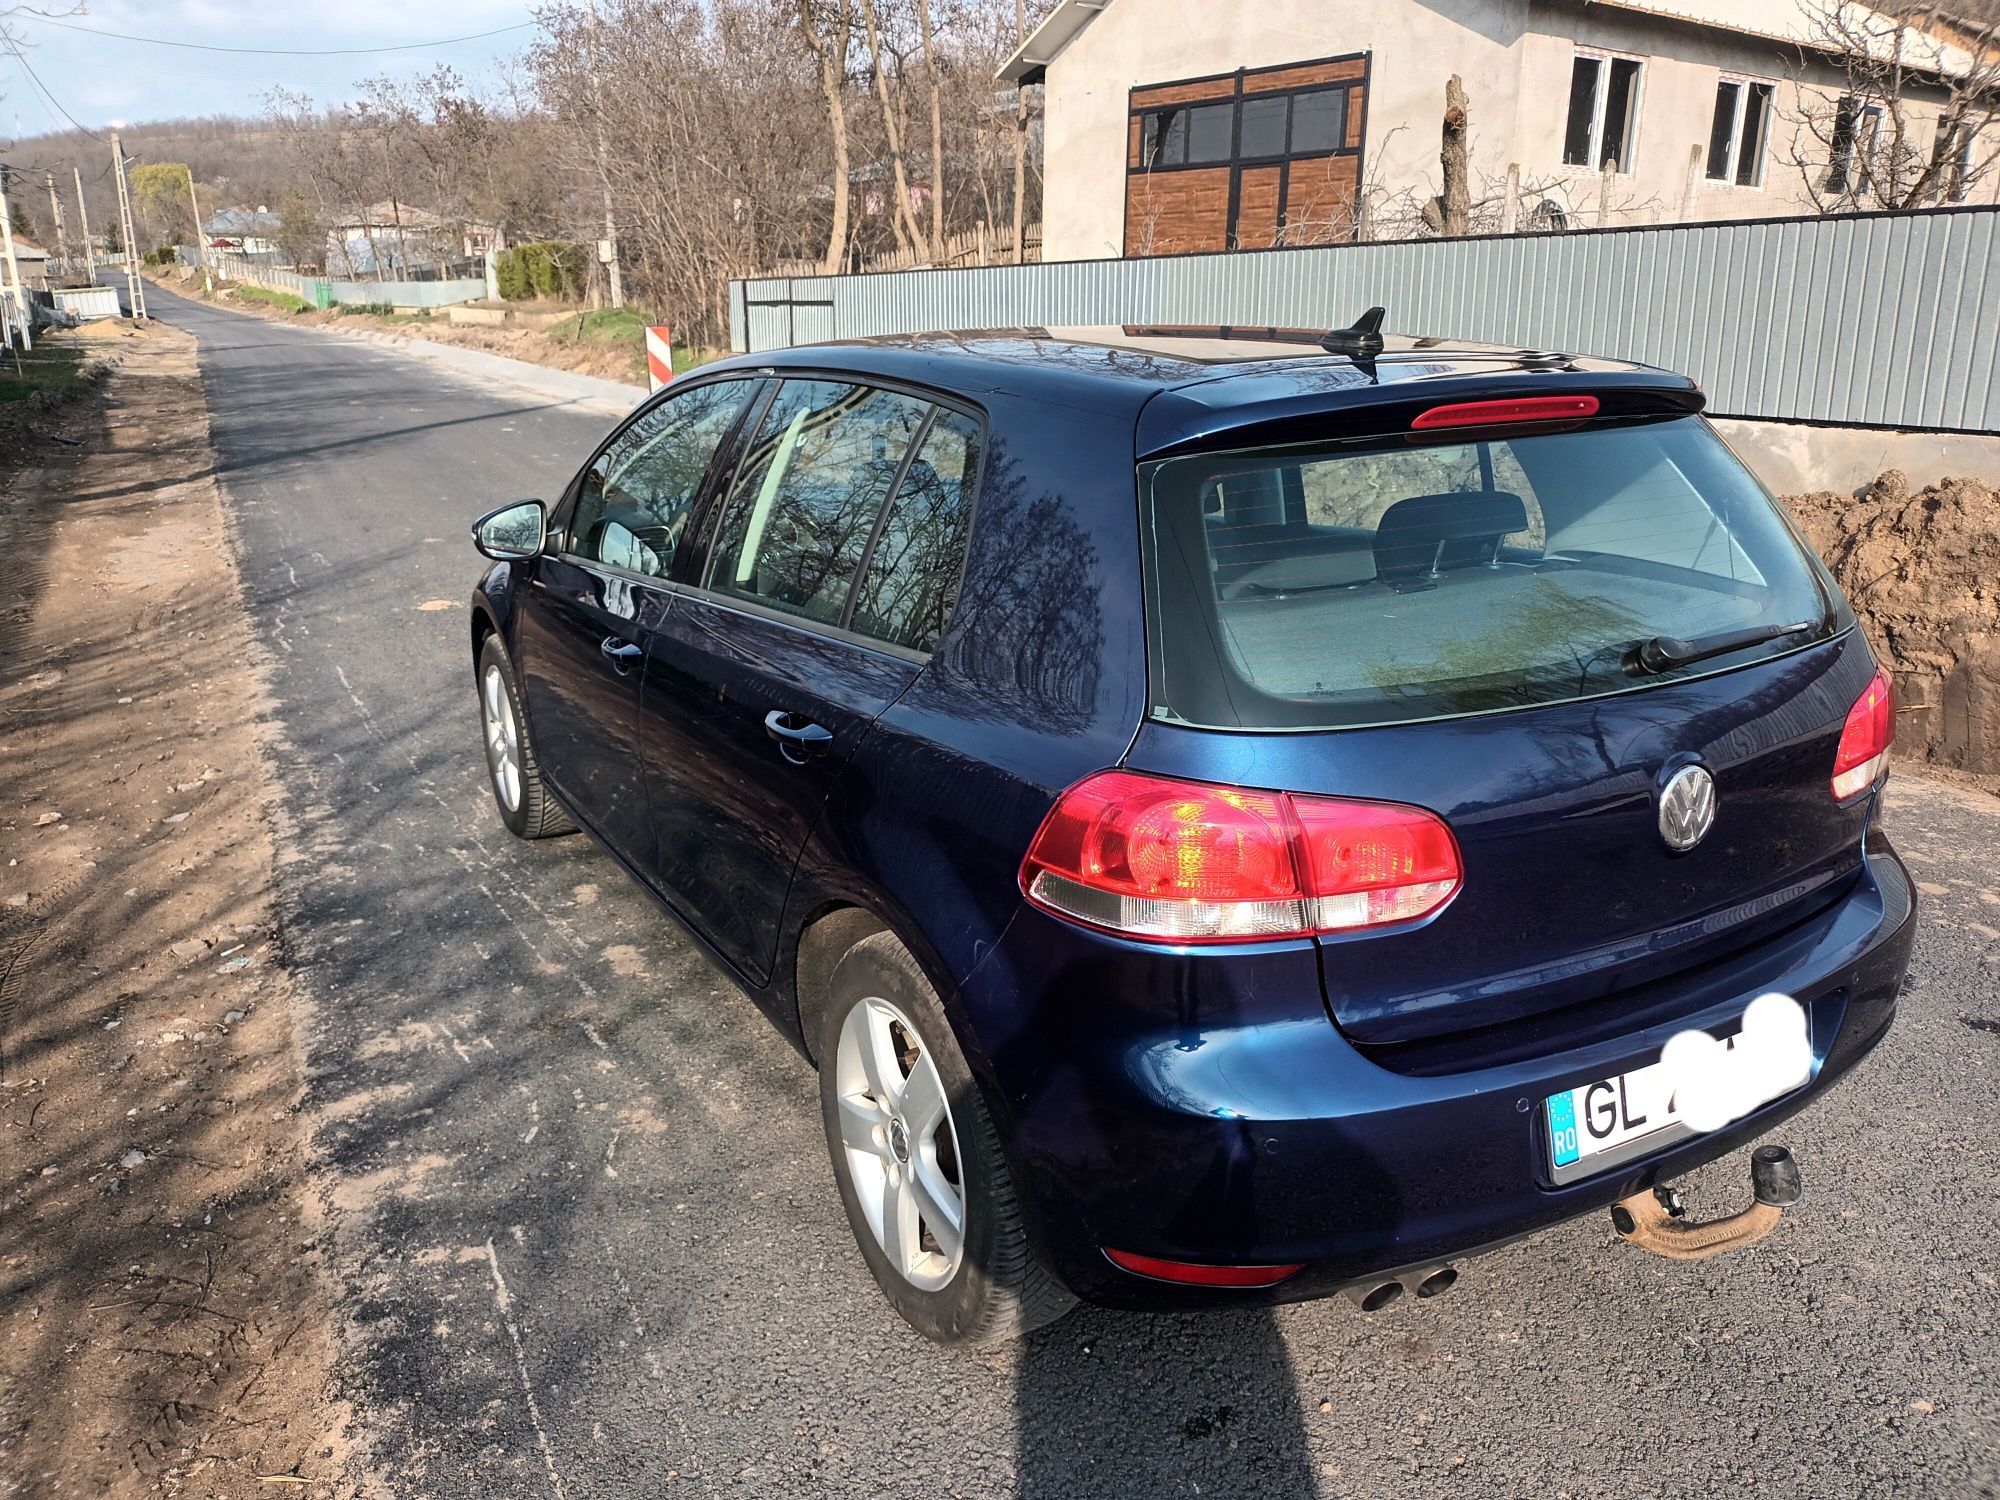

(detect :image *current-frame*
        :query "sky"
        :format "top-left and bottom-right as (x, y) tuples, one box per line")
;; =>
(2, 1), (535, 131)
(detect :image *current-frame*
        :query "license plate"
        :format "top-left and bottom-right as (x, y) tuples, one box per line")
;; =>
(1543, 1019), (1807, 1185)
(1546, 1057), (1685, 1183)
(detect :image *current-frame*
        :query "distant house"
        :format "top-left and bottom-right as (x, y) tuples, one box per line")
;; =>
(1000, 0), (2000, 260)
(326, 201), (448, 278)
(207, 207), (282, 257)
(7, 237), (50, 291)
(851, 159), (935, 221)
(325, 203), (499, 277)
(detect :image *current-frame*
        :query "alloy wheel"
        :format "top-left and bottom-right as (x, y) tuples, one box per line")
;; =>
(482, 663), (522, 813)
(833, 995), (966, 1291)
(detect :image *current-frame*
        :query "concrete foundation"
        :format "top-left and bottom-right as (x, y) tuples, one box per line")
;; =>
(1714, 419), (2000, 497)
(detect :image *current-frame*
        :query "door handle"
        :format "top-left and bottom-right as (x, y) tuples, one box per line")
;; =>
(764, 710), (833, 764)
(600, 635), (644, 675)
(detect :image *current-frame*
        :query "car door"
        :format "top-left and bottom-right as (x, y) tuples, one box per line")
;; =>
(512, 376), (760, 865)
(632, 378), (984, 984)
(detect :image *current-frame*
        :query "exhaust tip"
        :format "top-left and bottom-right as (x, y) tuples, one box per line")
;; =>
(1358, 1280), (1403, 1312)
(1415, 1266), (1458, 1298)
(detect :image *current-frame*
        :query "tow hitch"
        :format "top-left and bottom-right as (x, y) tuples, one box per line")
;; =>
(1611, 1145), (1803, 1261)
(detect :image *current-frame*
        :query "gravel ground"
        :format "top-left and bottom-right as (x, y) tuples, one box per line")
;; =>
(131, 279), (2000, 1500)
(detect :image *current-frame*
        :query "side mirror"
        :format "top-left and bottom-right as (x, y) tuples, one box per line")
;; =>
(472, 499), (547, 561)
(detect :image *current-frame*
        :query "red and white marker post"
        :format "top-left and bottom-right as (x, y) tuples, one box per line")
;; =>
(646, 324), (674, 392)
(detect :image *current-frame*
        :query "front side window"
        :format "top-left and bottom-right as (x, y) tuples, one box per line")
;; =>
(1707, 79), (1774, 186)
(704, 380), (929, 628)
(1564, 53), (1643, 172)
(1142, 416), (1840, 730)
(568, 378), (754, 576)
(848, 409), (983, 652)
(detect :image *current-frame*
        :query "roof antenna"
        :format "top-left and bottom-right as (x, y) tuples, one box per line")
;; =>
(1320, 306), (1386, 359)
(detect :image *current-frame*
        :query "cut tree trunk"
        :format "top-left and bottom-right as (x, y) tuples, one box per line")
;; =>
(1440, 74), (1470, 237)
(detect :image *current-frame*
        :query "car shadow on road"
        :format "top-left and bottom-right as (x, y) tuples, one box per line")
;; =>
(999, 1107), (1402, 1496)
(1012, 1303), (1317, 1497)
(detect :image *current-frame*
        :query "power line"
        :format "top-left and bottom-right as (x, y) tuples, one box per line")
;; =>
(23, 15), (535, 57)
(2, 31), (106, 143)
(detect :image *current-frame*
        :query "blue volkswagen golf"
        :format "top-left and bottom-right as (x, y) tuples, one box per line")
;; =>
(468, 320), (1914, 1342)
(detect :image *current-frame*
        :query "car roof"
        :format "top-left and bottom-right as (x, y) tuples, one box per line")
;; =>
(712, 325), (1703, 458)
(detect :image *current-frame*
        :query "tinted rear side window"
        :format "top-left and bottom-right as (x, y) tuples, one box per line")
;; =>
(1142, 416), (1842, 730)
(847, 408), (983, 652)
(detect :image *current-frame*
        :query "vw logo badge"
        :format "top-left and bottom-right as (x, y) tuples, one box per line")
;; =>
(1658, 764), (1717, 852)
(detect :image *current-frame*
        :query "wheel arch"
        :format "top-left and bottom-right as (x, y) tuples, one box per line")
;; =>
(471, 602), (497, 665)
(791, 902), (890, 1067)
(786, 875), (979, 1073)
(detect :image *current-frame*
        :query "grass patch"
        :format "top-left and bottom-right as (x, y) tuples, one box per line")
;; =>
(332, 300), (397, 317)
(542, 307), (718, 381)
(232, 284), (314, 315)
(546, 306), (647, 343)
(0, 340), (89, 408)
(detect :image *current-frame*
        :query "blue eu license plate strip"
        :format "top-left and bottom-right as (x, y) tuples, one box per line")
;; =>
(1547, 1090), (1581, 1167)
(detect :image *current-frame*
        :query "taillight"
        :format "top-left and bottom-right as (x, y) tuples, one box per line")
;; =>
(1831, 668), (1894, 800)
(1019, 769), (1461, 943)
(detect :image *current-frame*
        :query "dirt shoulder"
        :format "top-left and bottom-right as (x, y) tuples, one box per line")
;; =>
(0, 325), (355, 1496)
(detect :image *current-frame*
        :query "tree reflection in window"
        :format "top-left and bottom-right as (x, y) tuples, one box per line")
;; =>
(572, 378), (754, 576)
(849, 410), (983, 652)
(706, 379), (928, 627)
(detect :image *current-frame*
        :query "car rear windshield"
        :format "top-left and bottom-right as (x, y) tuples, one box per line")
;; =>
(1140, 415), (1845, 730)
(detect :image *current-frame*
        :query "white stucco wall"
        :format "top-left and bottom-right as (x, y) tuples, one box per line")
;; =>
(1038, 0), (1992, 262)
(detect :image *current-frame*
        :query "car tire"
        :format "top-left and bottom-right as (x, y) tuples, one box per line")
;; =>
(816, 930), (1075, 1344)
(477, 635), (574, 841)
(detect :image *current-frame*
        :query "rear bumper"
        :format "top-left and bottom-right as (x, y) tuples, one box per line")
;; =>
(961, 838), (1914, 1309)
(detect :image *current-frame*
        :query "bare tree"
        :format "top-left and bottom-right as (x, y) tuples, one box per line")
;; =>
(856, 0), (930, 256)
(1781, 1), (2000, 210)
(798, 0), (857, 273)
(1011, 0), (1030, 263)
(915, 0), (947, 256)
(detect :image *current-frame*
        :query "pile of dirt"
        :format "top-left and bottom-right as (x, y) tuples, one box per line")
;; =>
(1783, 471), (2000, 773)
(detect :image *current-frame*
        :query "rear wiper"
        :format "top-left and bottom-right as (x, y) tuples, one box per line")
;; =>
(1628, 621), (1816, 675)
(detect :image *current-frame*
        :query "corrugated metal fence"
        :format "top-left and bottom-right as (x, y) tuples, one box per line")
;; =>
(199, 250), (487, 311)
(52, 286), (122, 321)
(729, 207), (2000, 434)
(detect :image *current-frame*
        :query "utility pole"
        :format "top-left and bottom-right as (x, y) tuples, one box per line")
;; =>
(378, 137), (407, 282)
(0, 163), (33, 351)
(583, 0), (625, 307)
(73, 167), (94, 277)
(111, 134), (147, 320)
(46, 172), (71, 276)
(184, 163), (214, 293)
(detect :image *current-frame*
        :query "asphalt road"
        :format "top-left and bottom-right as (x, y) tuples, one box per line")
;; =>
(144, 282), (2000, 1500)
